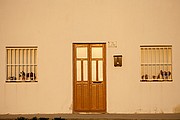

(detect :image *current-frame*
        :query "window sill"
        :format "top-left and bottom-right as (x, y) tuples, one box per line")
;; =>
(140, 79), (173, 82)
(6, 80), (38, 83)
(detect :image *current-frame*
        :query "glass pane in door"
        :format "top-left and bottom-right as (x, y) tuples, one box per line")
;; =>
(92, 47), (103, 58)
(77, 60), (81, 81)
(92, 60), (96, 81)
(98, 60), (103, 81)
(83, 60), (88, 81)
(77, 47), (88, 58)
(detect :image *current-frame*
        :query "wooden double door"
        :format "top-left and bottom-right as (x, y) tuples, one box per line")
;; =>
(73, 43), (106, 113)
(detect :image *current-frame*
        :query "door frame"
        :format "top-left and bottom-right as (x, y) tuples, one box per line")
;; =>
(72, 43), (107, 113)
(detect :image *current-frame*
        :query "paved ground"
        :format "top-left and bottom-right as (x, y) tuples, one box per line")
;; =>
(0, 113), (180, 120)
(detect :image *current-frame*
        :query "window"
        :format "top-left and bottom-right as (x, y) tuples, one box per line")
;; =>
(6, 46), (38, 82)
(140, 45), (172, 82)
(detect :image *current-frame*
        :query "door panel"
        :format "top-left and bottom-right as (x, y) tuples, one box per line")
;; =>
(91, 84), (105, 110)
(76, 82), (89, 111)
(73, 43), (106, 113)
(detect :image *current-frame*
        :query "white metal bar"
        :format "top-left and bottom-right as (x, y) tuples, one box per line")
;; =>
(171, 47), (172, 79)
(22, 49), (24, 72)
(140, 45), (172, 47)
(19, 49), (20, 80)
(163, 48), (164, 79)
(7, 64), (38, 66)
(150, 48), (152, 79)
(141, 48), (143, 79)
(142, 48), (144, 79)
(158, 48), (159, 78)
(159, 48), (161, 78)
(144, 48), (146, 79)
(147, 48), (149, 80)
(6, 46), (37, 49)
(6, 49), (8, 80)
(155, 48), (156, 79)
(166, 48), (168, 79)
(26, 49), (28, 80)
(140, 63), (171, 65)
(34, 49), (35, 80)
(11, 49), (12, 77)
(30, 49), (32, 74)
(15, 49), (16, 79)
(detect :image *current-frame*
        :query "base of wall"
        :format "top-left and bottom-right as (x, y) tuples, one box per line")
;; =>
(0, 113), (180, 120)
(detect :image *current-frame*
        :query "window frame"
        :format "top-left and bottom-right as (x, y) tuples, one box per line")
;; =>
(140, 45), (172, 82)
(6, 46), (38, 83)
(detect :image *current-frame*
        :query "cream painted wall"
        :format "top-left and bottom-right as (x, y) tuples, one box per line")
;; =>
(0, 0), (180, 114)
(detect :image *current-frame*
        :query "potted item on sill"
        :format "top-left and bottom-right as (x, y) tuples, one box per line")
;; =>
(19, 71), (36, 81)
(19, 71), (26, 80)
(141, 74), (148, 80)
(26, 72), (36, 80)
(160, 70), (171, 79)
(8, 76), (16, 80)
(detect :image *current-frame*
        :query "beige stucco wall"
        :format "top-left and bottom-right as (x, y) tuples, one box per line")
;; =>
(0, 0), (180, 114)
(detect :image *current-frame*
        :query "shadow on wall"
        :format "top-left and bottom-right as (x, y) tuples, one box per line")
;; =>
(173, 105), (180, 113)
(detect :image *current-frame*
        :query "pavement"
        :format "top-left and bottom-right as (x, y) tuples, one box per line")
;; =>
(0, 113), (180, 120)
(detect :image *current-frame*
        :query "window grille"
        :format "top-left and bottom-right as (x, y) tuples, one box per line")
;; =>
(140, 45), (172, 82)
(6, 46), (38, 82)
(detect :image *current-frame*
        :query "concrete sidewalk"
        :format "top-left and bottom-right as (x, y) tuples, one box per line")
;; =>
(0, 113), (180, 120)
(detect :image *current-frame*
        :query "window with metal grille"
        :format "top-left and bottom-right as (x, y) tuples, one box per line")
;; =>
(6, 46), (38, 82)
(140, 45), (172, 82)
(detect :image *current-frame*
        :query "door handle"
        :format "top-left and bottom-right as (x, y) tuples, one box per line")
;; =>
(92, 81), (102, 83)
